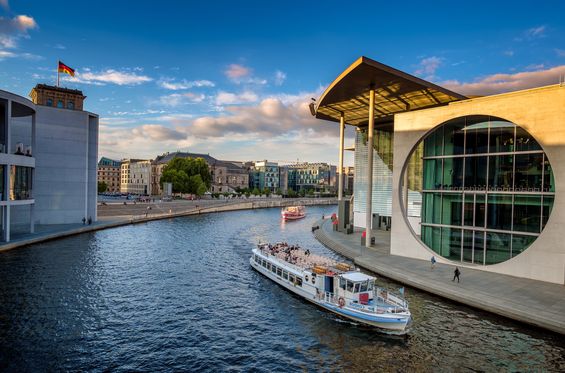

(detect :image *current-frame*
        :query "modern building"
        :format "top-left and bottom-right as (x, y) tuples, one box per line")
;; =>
(0, 84), (98, 242)
(343, 166), (355, 194)
(248, 160), (280, 192)
(286, 162), (337, 193)
(152, 151), (248, 195)
(121, 159), (152, 195)
(97, 157), (121, 193)
(312, 56), (565, 285)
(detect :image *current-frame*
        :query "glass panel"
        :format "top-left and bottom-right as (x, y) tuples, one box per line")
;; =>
(473, 231), (485, 265)
(515, 126), (541, 152)
(0, 165), (3, 200)
(423, 159), (442, 190)
(487, 194), (513, 231)
(432, 193), (442, 224)
(424, 126), (443, 157)
(489, 121), (515, 153)
(465, 117), (489, 154)
(475, 194), (486, 228)
(488, 155), (513, 191)
(422, 193), (434, 224)
(431, 226), (441, 254)
(512, 234), (536, 257)
(447, 228), (462, 261)
(441, 193), (463, 226)
(515, 153), (543, 191)
(443, 118), (465, 155)
(542, 195), (554, 230)
(462, 230), (473, 263)
(463, 194), (474, 226)
(513, 195), (541, 233)
(486, 232), (511, 264)
(9, 166), (33, 200)
(543, 155), (555, 192)
(464, 156), (487, 190)
(422, 226), (433, 247)
(442, 157), (464, 190)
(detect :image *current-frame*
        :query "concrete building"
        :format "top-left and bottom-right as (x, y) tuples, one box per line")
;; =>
(121, 159), (152, 195)
(249, 160), (280, 192)
(312, 56), (565, 284)
(0, 84), (98, 242)
(286, 162), (337, 193)
(152, 151), (248, 195)
(97, 157), (121, 193)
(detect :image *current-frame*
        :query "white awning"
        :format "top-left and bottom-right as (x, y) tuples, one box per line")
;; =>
(341, 272), (375, 282)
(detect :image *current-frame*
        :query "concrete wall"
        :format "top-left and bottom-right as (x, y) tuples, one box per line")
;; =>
(391, 84), (565, 284)
(33, 106), (98, 224)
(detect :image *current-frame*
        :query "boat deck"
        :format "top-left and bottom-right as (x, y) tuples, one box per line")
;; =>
(258, 243), (339, 271)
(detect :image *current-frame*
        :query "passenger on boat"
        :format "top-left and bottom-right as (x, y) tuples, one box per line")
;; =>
(305, 249), (310, 256)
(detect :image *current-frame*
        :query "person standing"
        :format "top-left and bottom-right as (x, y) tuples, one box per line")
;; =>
(431, 256), (436, 270)
(453, 267), (461, 283)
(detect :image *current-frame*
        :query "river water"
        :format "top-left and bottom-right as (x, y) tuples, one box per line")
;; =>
(0, 206), (564, 372)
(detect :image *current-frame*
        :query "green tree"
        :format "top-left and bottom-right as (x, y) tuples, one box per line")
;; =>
(275, 188), (283, 196)
(160, 157), (211, 193)
(287, 189), (297, 198)
(98, 181), (108, 193)
(263, 187), (271, 197)
(252, 187), (260, 196)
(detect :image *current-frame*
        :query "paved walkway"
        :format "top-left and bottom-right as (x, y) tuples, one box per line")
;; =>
(313, 218), (565, 335)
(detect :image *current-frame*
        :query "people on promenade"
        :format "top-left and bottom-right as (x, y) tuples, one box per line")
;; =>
(453, 267), (461, 283)
(87, 216), (92, 225)
(82, 217), (86, 225)
(431, 256), (436, 270)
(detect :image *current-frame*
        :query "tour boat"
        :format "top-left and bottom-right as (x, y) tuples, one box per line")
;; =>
(281, 205), (306, 220)
(250, 243), (411, 333)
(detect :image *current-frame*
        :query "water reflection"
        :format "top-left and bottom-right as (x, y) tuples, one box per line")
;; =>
(0, 206), (563, 372)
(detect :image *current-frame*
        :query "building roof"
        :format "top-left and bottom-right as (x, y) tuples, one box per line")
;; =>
(98, 157), (121, 167)
(341, 272), (375, 282)
(313, 56), (466, 126)
(32, 83), (85, 97)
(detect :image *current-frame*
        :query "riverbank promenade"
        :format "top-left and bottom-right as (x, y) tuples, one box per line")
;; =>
(0, 198), (336, 252)
(313, 218), (565, 335)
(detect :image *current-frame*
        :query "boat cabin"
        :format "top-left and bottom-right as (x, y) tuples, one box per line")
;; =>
(336, 272), (375, 304)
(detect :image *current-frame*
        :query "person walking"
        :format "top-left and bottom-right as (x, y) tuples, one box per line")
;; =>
(453, 267), (461, 283)
(431, 256), (436, 270)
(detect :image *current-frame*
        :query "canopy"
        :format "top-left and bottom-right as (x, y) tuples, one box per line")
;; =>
(314, 56), (466, 126)
(341, 272), (375, 282)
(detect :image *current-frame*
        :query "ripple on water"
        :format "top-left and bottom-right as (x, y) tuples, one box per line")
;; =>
(0, 206), (564, 372)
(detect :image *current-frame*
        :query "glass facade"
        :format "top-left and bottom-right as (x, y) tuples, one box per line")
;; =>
(10, 166), (33, 200)
(417, 116), (554, 265)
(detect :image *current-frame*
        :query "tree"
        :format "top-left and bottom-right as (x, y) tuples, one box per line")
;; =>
(98, 181), (108, 193)
(252, 187), (260, 196)
(160, 157), (211, 194)
(275, 188), (283, 196)
(263, 187), (271, 197)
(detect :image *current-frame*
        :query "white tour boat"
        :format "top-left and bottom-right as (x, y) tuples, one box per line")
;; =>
(250, 243), (411, 333)
(281, 206), (306, 220)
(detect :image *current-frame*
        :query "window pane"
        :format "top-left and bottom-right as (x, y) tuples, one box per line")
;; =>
(441, 193), (463, 226)
(432, 193), (442, 224)
(515, 153), (543, 191)
(513, 194), (541, 233)
(424, 127), (443, 157)
(486, 232), (511, 264)
(543, 155), (555, 192)
(542, 195), (554, 230)
(473, 231), (485, 265)
(462, 230), (473, 263)
(423, 159), (442, 190)
(489, 121), (515, 153)
(515, 126), (541, 152)
(512, 234), (536, 257)
(465, 117), (489, 154)
(488, 155), (513, 191)
(463, 194), (474, 226)
(475, 194), (486, 228)
(422, 193), (434, 223)
(443, 119), (465, 155)
(464, 156), (488, 190)
(439, 227), (460, 259)
(442, 157), (464, 190)
(487, 194), (512, 231)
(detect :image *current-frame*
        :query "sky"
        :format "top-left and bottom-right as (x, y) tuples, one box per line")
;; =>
(1, 0), (565, 166)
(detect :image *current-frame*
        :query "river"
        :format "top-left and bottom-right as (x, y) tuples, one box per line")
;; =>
(0, 206), (563, 372)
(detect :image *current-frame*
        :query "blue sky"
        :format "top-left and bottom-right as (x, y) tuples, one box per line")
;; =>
(1, 0), (565, 165)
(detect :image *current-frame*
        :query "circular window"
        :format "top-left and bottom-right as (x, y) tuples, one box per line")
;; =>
(402, 115), (554, 265)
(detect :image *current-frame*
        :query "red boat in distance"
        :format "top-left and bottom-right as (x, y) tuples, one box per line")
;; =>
(281, 205), (306, 220)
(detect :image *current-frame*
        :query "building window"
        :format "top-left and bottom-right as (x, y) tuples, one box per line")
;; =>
(57, 100), (63, 108)
(67, 101), (75, 110)
(406, 115), (555, 265)
(10, 165), (33, 200)
(46, 98), (53, 106)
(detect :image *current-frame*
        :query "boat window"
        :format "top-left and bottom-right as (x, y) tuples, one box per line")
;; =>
(296, 277), (302, 287)
(339, 277), (346, 290)
(262, 259), (266, 267)
(283, 271), (288, 280)
(368, 281), (374, 291)
(360, 281), (368, 292)
(346, 281), (353, 292)
(276, 268), (282, 276)
(267, 263), (271, 270)
(289, 274), (295, 283)
(271, 265), (277, 273)
(354, 283), (360, 293)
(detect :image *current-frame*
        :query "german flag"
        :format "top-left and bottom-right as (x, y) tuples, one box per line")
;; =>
(58, 61), (75, 77)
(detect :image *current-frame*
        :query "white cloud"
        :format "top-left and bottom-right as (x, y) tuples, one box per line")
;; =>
(158, 78), (215, 90)
(415, 56), (442, 78)
(158, 92), (206, 107)
(66, 69), (152, 86)
(0, 49), (41, 60)
(215, 90), (258, 105)
(131, 124), (187, 141)
(441, 65), (565, 96)
(556, 49), (565, 58)
(526, 25), (545, 38)
(0, 13), (38, 53)
(274, 70), (286, 86)
(54, 43), (66, 50)
(503, 50), (514, 57)
(225, 64), (250, 79)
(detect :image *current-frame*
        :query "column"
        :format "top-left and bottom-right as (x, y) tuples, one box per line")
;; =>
(338, 112), (345, 201)
(31, 112), (36, 233)
(84, 116), (89, 222)
(365, 88), (375, 248)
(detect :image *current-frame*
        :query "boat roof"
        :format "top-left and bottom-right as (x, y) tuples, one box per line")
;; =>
(341, 272), (375, 282)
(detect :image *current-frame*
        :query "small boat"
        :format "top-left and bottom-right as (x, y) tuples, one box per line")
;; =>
(250, 243), (411, 333)
(281, 205), (305, 220)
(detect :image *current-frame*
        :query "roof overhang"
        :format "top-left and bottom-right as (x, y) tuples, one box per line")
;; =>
(313, 56), (467, 126)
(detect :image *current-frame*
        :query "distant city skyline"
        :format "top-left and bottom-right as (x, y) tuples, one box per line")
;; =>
(1, 1), (565, 165)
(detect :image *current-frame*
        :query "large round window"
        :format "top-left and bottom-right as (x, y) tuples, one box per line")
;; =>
(402, 115), (554, 265)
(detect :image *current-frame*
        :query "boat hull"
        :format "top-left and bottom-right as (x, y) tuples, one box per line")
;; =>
(250, 257), (410, 333)
(281, 213), (305, 220)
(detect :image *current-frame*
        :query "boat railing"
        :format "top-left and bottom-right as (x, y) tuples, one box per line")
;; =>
(376, 288), (408, 309)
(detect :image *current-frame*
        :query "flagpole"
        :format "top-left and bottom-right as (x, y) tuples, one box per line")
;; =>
(57, 60), (60, 87)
